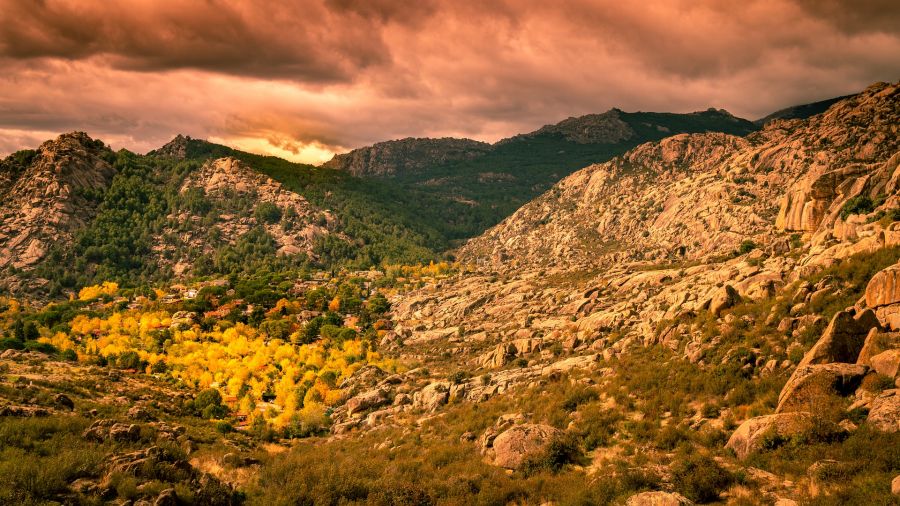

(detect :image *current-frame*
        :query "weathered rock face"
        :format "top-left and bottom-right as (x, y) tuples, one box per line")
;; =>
(866, 264), (900, 308)
(151, 134), (190, 160)
(625, 491), (694, 506)
(487, 423), (564, 469)
(776, 363), (868, 414)
(775, 83), (900, 235)
(725, 412), (822, 459)
(857, 330), (900, 366)
(798, 310), (881, 368)
(460, 82), (900, 272)
(163, 157), (341, 273)
(867, 389), (900, 432)
(710, 285), (741, 316)
(0, 132), (116, 275)
(413, 382), (449, 412)
(345, 388), (391, 416)
(322, 137), (491, 177)
(871, 350), (900, 381)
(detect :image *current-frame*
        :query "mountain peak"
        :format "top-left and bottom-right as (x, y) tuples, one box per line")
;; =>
(151, 134), (194, 159)
(322, 137), (491, 177)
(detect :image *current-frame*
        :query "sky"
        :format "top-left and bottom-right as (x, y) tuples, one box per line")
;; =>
(0, 0), (898, 165)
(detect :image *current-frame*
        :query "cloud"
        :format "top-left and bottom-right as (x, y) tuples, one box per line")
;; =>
(0, 0), (897, 164)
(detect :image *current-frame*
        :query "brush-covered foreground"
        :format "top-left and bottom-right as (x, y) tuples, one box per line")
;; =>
(2, 249), (899, 505)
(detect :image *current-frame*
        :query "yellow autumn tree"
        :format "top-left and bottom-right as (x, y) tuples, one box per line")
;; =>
(78, 281), (119, 301)
(328, 296), (341, 312)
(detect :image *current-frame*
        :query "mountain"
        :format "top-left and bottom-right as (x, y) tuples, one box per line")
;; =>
(321, 137), (492, 177)
(2, 82), (900, 505)
(322, 107), (759, 246)
(754, 94), (857, 126)
(0, 133), (117, 289)
(0, 134), (446, 296)
(459, 83), (898, 271)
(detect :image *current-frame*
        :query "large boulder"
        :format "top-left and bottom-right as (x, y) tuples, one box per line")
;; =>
(866, 264), (900, 308)
(857, 330), (900, 366)
(413, 382), (449, 412)
(345, 387), (391, 417)
(776, 363), (868, 414)
(870, 350), (900, 381)
(490, 423), (565, 470)
(798, 310), (880, 368)
(867, 389), (900, 432)
(725, 412), (828, 459)
(709, 285), (741, 316)
(625, 491), (693, 505)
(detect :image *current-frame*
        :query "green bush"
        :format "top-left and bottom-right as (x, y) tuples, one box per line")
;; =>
(24, 340), (57, 355)
(254, 202), (283, 224)
(520, 434), (583, 474)
(191, 388), (226, 418)
(0, 338), (24, 351)
(115, 350), (143, 370)
(840, 195), (874, 220)
(670, 451), (733, 503)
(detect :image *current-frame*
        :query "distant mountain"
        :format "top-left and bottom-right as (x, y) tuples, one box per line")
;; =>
(322, 137), (491, 177)
(321, 107), (759, 245)
(754, 94), (857, 126)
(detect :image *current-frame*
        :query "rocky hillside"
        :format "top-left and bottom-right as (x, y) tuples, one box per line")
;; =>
(460, 82), (900, 272)
(322, 137), (491, 177)
(0, 133), (116, 290)
(0, 134), (441, 295)
(158, 157), (342, 276)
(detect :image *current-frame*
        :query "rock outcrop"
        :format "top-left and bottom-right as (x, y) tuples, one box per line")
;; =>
(625, 491), (694, 506)
(485, 423), (565, 469)
(0, 132), (116, 276)
(797, 310), (880, 368)
(460, 82), (900, 272)
(725, 412), (825, 459)
(867, 389), (900, 432)
(323, 137), (491, 177)
(776, 363), (868, 414)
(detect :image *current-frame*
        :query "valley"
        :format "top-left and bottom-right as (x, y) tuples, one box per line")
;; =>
(1, 82), (900, 505)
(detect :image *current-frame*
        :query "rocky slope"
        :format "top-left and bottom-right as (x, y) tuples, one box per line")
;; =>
(358, 81), (900, 443)
(460, 82), (900, 272)
(0, 133), (116, 286)
(159, 157), (342, 275)
(322, 137), (492, 177)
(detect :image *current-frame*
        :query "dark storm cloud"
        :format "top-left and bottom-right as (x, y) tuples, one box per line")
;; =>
(0, 0), (897, 163)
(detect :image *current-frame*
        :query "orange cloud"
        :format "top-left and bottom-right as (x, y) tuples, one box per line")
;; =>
(0, 0), (897, 164)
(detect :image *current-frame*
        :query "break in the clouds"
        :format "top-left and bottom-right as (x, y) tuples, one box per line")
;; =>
(0, 0), (898, 164)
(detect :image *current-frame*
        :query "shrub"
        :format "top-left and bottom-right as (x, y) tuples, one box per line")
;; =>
(254, 202), (282, 224)
(520, 434), (583, 474)
(24, 340), (57, 355)
(562, 387), (599, 411)
(0, 338), (24, 351)
(115, 350), (143, 370)
(738, 240), (757, 255)
(839, 195), (874, 220)
(670, 451), (733, 503)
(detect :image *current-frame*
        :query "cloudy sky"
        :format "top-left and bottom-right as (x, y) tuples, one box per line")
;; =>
(1, 0), (898, 164)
